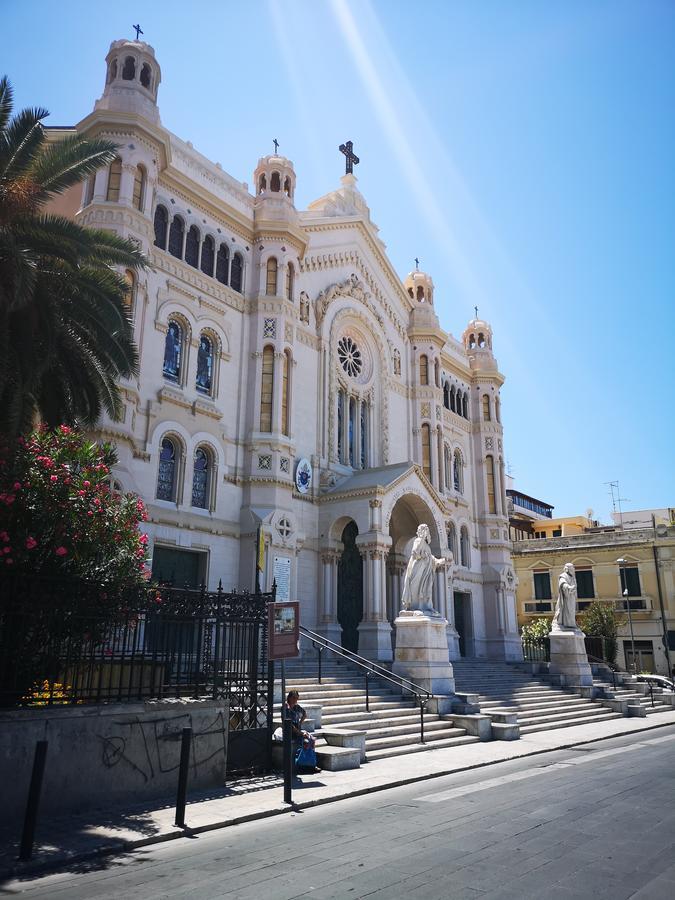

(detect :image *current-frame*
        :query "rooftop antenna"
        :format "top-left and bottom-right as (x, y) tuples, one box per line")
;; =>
(605, 480), (629, 528)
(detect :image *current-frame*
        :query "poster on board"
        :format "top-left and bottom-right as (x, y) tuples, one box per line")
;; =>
(268, 601), (300, 660)
(273, 556), (291, 603)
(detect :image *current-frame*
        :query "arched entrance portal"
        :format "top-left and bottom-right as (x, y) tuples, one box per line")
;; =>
(337, 521), (363, 652)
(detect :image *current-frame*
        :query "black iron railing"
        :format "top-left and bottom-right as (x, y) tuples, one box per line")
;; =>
(521, 636), (550, 662)
(0, 573), (273, 734)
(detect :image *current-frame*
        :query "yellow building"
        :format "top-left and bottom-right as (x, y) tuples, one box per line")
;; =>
(512, 516), (675, 675)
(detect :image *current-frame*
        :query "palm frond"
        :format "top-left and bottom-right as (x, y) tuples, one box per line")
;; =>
(28, 135), (120, 200)
(0, 76), (14, 134)
(0, 107), (47, 183)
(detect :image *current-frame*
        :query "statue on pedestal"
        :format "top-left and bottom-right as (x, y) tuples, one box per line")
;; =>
(400, 524), (446, 617)
(551, 562), (579, 632)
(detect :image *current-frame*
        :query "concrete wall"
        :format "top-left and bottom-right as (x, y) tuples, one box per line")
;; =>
(0, 699), (228, 819)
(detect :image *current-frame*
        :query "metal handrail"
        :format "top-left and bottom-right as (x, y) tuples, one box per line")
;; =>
(298, 625), (433, 703)
(295, 626), (433, 744)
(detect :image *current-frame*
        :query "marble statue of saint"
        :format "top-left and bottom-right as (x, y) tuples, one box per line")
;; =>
(400, 524), (446, 616)
(551, 562), (579, 631)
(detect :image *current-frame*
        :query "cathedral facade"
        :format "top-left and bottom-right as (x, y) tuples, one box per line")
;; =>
(70, 38), (521, 662)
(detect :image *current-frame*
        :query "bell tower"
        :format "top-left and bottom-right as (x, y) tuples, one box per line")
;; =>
(95, 38), (162, 124)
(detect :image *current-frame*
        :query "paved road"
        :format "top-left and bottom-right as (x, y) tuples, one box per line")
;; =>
(3, 726), (675, 899)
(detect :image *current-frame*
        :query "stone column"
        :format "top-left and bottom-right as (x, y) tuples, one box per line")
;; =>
(92, 168), (108, 202)
(120, 163), (137, 207)
(272, 351), (284, 433)
(356, 533), (393, 661)
(317, 547), (342, 645)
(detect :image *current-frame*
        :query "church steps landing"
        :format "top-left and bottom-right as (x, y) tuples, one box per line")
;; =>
(519, 711), (622, 735)
(365, 734), (479, 761)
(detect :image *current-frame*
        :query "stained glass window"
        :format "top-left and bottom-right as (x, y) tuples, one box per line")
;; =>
(266, 257), (278, 295)
(337, 391), (344, 462)
(348, 398), (355, 467)
(196, 335), (213, 394)
(337, 336), (362, 378)
(260, 346), (274, 432)
(163, 321), (182, 381)
(360, 402), (367, 469)
(106, 158), (122, 202)
(191, 448), (209, 508)
(230, 253), (243, 293)
(157, 438), (177, 501)
(454, 451), (462, 493)
(201, 236), (215, 277)
(482, 395), (491, 421)
(154, 205), (168, 249)
(486, 455), (496, 514)
(419, 354), (428, 385)
(421, 424), (431, 481)
(185, 226), (200, 267)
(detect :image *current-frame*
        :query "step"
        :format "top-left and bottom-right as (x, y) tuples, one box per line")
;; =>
(366, 734), (479, 761)
(315, 745), (361, 771)
(517, 707), (613, 727)
(365, 727), (468, 753)
(319, 706), (418, 725)
(359, 719), (449, 741)
(519, 711), (622, 734)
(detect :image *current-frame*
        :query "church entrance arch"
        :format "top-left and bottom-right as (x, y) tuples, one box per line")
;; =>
(337, 521), (363, 653)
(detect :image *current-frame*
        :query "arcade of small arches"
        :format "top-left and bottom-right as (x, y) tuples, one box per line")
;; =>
(257, 170), (293, 199)
(155, 433), (218, 511)
(265, 256), (295, 302)
(153, 205), (244, 293)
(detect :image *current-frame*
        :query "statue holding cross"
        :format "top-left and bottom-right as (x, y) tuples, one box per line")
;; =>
(339, 140), (359, 175)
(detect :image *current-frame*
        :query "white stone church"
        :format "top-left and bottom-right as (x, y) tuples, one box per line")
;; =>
(67, 37), (521, 663)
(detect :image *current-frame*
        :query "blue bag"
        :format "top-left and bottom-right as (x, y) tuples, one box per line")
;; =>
(294, 744), (317, 769)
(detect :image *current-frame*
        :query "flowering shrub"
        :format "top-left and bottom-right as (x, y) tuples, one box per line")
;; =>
(521, 618), (551, 641)
(0, 426), (149, 589)
(22, 680), (81, 707)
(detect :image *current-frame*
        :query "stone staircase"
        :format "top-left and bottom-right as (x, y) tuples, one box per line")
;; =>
(590, 666), (675, 716)
(451, 659), (623, 735)
(276, 657), (479, 767)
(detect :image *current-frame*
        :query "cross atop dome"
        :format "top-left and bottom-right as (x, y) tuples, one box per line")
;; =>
(339, 140), (359, 175)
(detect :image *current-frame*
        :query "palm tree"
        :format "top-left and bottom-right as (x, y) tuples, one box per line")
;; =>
(0, 76), (145, 442)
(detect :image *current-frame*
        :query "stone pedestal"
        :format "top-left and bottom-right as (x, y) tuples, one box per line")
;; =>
(357, 621), (393, 662)
(392, 612), (455, 695)
(549, 629), (593, 687)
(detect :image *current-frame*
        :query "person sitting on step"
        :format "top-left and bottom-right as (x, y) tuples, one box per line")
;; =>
(283, 690), (321, 773)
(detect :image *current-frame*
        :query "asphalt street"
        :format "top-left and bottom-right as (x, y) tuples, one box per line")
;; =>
(3, 725), (675, 900)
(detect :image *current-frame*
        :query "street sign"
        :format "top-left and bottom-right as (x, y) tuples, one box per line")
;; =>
(267, 601), (300, 660)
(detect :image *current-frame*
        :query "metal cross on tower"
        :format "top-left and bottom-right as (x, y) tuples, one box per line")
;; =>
(339, 140), (360, 175)
(474, 305), (479, 319)
(133, 24), (144, 40)
(273, 138), (279, 154)
(415, 257), (420, 270)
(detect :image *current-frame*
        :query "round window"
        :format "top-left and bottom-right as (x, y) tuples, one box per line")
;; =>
(337, 336), (362, 378)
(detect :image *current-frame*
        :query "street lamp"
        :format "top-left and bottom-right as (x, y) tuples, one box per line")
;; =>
(617, 557), (637, 675)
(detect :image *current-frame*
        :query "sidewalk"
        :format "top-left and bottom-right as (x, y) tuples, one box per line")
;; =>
(2, 710), (675, 881)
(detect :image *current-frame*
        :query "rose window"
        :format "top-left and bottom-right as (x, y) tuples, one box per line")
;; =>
(337, 336), (362, 378)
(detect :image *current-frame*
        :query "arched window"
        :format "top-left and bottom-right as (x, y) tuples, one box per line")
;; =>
(191, 447), (211, 509)
(122, 56), (136, 81)
(281, 350), (290, 436)
(286, 263), (294, 301)
(421, 423), (431, 482)
(460, 526), (470, 568)
(419, 354), (429, 385)
(444, 445), (450, 488)
(258, 173), (266, 193)
(260, 346), (274, 432)
(153, 205), (168, 249)
(462, 393), (469, 419)
(266, 257), (278, 295)
(417, 285), (425, 302)
(495, 396), (501, 423)
(84, 174), (95, 206)
(443, 382), (450, 410)
(360, 401), (368, 468)
(337, 391), (344, 462)
(124, 270), (136, 315)
(156, 437), (178, 502)
(215, 243), (229, 284)
(107, 59), (118, 83)
(449, 386), (456, 413)
(231, 253), (243, 292)
(486, 455), (496, 514)
(132, 164), (145, 211)
(106, 158), (122, 202)
(140, 62), (151, 89)
(201, 236), (215, 277)
(453, 450), (463, 493)
(196, 334), (214, 395)
(270, 171), (281, 192)
(163, 320), (183, 382)
(447, 522), (457, 559)
(482, 395), (491, 421)
(434, 359), (440, 388)
(283, 176), (291, 197)
(168, 216), (184, 259)
(348, 397), (356, 467)
(185, 225), (200, 267)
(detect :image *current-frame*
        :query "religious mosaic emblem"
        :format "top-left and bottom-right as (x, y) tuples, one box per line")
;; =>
(337, 336), (362, 378)
(295, 458), (312, 494)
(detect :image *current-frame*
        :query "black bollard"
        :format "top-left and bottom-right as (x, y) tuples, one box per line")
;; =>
(174, 727), (192, 827)
(19, 740), (48, 861)
(283, 719), (293, 804)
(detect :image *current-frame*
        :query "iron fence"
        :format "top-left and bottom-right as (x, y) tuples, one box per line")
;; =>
(521, 636), (550, 662)
(0, 574), (273, 736)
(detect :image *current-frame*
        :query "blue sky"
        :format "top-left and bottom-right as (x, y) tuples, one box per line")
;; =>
(5, 0), (674, 522)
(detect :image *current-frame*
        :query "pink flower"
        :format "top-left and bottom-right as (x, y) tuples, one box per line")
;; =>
(55, 546), (68, 557)
(77, 490), (86, 497)
(59, 426), (72, 435)
(139, 533), (148, 545)
(82, 480), (91, 488)
(50, 475), (58, 483)
(13, 482), (21, 491)
(25, 537), (38, 550)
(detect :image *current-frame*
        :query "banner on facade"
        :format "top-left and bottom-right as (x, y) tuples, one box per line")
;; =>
(268, 601), (300, 660)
